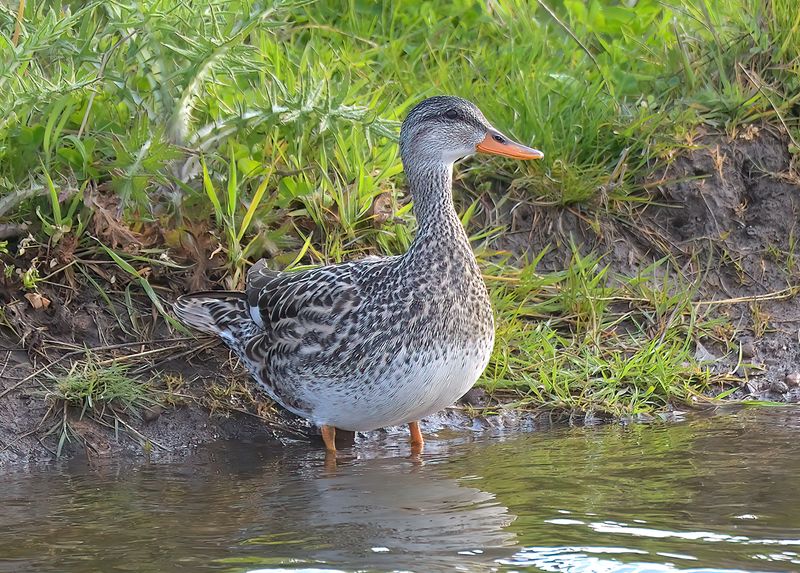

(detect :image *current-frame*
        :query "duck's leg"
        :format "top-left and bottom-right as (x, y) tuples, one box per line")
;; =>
(409, 421), (424, 453)
(320, 425), (336, 452)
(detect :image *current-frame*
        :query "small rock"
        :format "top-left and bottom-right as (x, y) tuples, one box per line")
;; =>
(694, 341), (717, 362)
(143, 405), (164, 422)
(739, 341), (756, 359)
(460, 388), (489, 407)
(785, 372), (800, 388)
(744, 381), (759, 395)
(770, 379), (789, 394)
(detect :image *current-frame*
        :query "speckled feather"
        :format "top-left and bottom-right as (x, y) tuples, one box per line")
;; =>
(174, 96), (499, 431)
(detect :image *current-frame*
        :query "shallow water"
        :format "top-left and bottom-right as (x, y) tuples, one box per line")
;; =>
(2, 408), (799, 573)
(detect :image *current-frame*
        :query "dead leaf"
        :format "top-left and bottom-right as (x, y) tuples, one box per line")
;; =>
(173, 224), (216, 292)
(24, 292), (51, 310)
(369, 192), (394, 227)
(55, 233), (78, 264)
(85, 186), (142, 250)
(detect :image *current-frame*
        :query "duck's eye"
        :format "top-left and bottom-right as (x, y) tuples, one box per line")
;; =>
(444, 109), (459, 120)
(493, 134), (506, 144)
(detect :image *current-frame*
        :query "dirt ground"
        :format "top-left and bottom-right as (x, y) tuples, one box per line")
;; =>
(1, 127), (798, 466)
(503, 125), (800, 401)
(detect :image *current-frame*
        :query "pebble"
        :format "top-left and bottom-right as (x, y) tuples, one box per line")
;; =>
(739, 341), (756, 359)
(143, 405), (164, 422)
(770, 379), (789, 394)
(460, 388), (489, 407)
(785, 372), (800, 388)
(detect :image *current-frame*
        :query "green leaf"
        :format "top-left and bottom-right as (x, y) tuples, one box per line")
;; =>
(43, 95), (74, 163)
(227, 145), (238, 221)
(201, 157), (223, 222)
(238, 170), (272, 242)
(98, 243), (189, 334)
(42, 169), (63, 226)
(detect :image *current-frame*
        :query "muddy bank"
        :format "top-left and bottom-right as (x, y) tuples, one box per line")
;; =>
(0, 345), (288, 466)
(503, 126), (800, 401)
(1, 128), (799, 466)
(0, 350), (533, 466)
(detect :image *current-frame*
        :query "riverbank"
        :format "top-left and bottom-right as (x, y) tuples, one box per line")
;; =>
(1, 1), (798, 464)
(2, 126), (799, 466)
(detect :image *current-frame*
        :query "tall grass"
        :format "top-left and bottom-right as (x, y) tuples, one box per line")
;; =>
(3, 1), (796, 226)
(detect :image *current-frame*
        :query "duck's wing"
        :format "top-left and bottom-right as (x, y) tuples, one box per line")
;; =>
(246, 259), (281, 327)
(245, 258), (378, 331)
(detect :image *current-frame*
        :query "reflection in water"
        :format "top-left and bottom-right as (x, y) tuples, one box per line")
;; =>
(227, 443), (517, 570)
(500, 545), (757, 573)
(0, 408), (799, 573)
(0, 438), (516, 572)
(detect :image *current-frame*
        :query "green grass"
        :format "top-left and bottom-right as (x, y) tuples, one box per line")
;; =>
(41, 356), (158, 456)
(1, 0), (798, 419)
(483, 249), (714, 416)
(47, 357), (154, 417)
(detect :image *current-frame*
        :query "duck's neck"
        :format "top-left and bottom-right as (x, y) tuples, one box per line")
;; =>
(404, 160), (471, 257)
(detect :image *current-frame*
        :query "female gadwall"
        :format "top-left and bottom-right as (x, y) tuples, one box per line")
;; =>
(174, 96), (543, 453)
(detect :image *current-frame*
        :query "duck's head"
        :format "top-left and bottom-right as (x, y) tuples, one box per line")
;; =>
(399, 95), (543, 167)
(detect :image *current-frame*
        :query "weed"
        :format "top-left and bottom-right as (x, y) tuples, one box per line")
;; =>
(45, 356), (154, 418)
(39, 356), (158, 456)
(37, 174), (88, 246)
(749, 303), (771, 338)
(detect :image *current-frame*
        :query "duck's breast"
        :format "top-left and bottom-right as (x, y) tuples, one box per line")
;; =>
(303, 338), (493, 431)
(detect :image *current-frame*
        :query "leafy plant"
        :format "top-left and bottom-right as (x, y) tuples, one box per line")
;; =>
(36, 173), (88, 245)
(199, 150), (273, 287)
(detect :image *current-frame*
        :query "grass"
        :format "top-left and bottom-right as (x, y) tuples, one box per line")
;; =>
(482, 249), (715, 416)
(1, 0), (799, 426)
(46, 356), (153, 417)
(41, 355), (158, 456)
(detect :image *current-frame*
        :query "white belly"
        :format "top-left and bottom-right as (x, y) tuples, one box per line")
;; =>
(304, 344), (492, 431)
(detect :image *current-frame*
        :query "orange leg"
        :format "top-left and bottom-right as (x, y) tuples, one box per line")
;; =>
(321, 425), (336, 453)
(409, 421), (424, 454)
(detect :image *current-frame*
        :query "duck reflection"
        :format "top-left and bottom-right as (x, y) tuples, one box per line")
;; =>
(0, 436), (517, 572)
(227, 438), (518, 571)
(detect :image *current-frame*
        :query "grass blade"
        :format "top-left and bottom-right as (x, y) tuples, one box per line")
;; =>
(237, 169), (272, 242)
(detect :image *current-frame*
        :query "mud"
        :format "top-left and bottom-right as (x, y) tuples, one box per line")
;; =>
(0, 347), (285, 466)
(1, 128), (799, 466)
(503, 125), (800, 402)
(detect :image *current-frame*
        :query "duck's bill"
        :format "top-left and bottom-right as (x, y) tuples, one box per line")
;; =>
(477, 130), (543, 160)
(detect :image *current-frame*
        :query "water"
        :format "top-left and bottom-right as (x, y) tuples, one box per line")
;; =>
(2, 408), (799, 573)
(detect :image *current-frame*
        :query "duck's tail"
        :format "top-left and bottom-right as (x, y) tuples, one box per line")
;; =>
(173, 292), (257, 343)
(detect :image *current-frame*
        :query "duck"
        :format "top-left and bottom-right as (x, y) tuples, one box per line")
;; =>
(173, 95), (543, 454)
